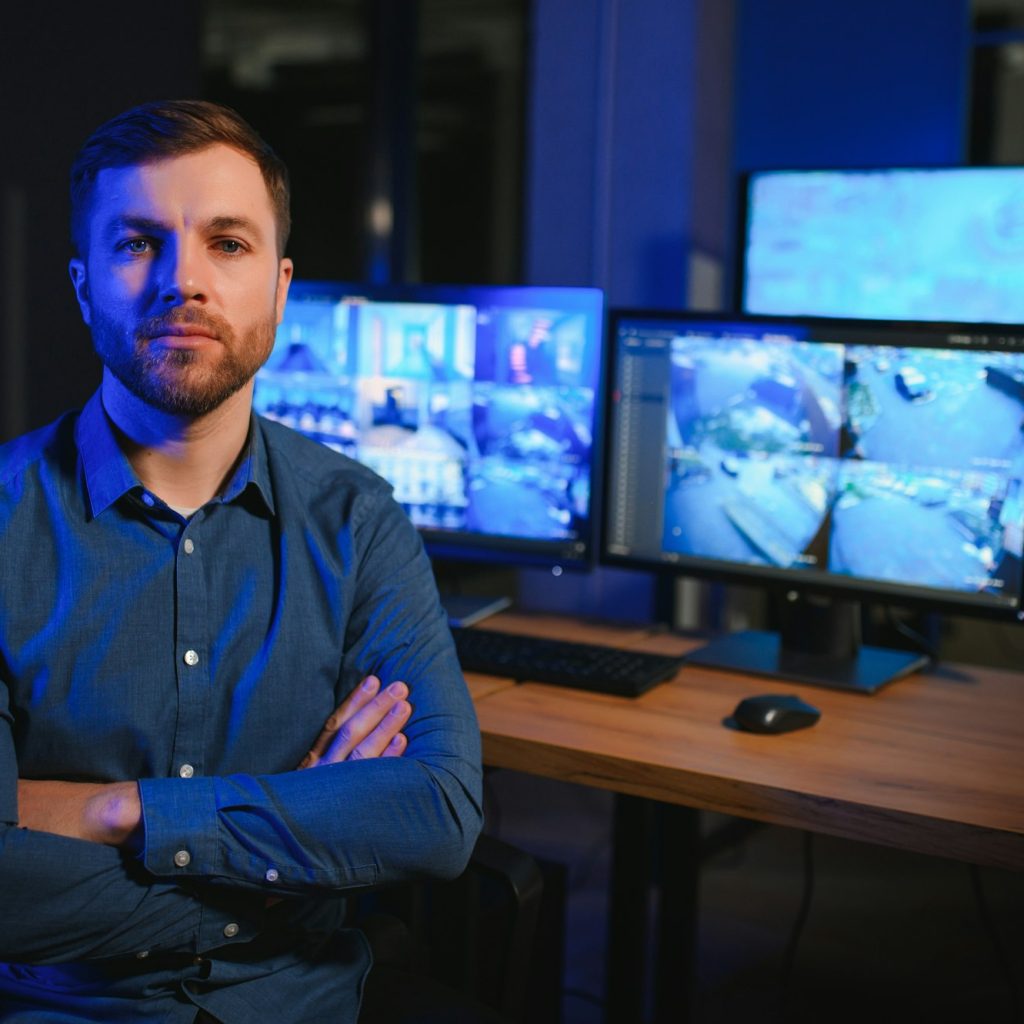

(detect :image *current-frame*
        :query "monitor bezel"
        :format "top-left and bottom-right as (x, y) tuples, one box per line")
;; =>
(601, 307), (1024, 624)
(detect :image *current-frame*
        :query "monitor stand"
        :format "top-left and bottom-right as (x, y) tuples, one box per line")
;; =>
(432, 561), (516, 628)
(441, 593), (513, 628)
(686, 594), (928, 693)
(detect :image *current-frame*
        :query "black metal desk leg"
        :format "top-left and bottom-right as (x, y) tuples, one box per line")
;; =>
(607, 793), (655, 1022)
(653, 804), (700, 1024)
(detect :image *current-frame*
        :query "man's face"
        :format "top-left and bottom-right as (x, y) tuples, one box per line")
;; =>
(69, 144), (293, 417)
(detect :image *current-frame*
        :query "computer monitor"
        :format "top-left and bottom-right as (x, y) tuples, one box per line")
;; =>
(254, 280), (606, 586)
(740, 166), (1024, 323)
(603, 310), (1024, 691)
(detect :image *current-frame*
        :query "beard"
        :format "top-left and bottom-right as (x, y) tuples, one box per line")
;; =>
(90, 306), (277, 417)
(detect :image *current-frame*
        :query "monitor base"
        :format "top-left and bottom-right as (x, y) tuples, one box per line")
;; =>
(441, 593), (513, 628)
(687, 629), (928, 694)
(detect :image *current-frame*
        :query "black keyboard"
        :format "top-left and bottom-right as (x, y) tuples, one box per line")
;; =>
(451, 626), (685, 697)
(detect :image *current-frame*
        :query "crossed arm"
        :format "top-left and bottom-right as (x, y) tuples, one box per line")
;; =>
(16, 674), (412, 849)
(2, 477), (483, 965)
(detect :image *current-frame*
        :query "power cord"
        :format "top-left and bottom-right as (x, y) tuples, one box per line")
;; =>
(883, 606), (939, 661)
(562, 986), (605, 1009)
(778, 831), (815, 1020)
(970, 864), (1022, 1023)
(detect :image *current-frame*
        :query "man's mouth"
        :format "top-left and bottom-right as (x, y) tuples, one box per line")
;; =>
(149, 325), (219, 340)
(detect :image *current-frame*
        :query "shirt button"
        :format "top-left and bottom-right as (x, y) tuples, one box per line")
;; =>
(265, 868), (279, 883)
(192, 956), (206, 967)
(136, 950), (150, 959)
(183, 650), (199, 667)
(173, 849), (191, 868)
(223, 922), (240, 938)
(141, 492), (155, 507)
(183, 538), (195, 555)
(179, 763), (195, 779)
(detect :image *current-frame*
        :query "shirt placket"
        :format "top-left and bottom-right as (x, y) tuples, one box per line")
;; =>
(171, 513), (211, 781)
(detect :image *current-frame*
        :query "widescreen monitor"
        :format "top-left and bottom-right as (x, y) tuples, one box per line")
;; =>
(740, 166), (1024, 323)
(254, 281), (605, 574)
(603, 310), (1024, 690)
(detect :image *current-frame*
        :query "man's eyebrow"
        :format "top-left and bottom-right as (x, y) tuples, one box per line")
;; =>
(206, 215), (265, 241)
(103, 215), (168, 237)
(101, 214), (266, 241)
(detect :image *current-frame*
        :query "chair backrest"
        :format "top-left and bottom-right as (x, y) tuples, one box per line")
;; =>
(357, 833), (545, 1023)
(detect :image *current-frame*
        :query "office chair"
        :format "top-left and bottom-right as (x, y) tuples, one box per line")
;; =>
(358, 833), (544, 1024)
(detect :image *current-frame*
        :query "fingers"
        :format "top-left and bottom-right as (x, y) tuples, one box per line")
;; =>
(323, 684), (412, 765)
(382, 733), (407, 758)
(298, 675), (383, 768)
(332, 694), (412, 763)
(298, 678), (412, 768)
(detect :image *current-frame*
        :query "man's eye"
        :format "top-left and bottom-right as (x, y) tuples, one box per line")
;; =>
(122, 238), (151, 254)
(216, 239), (244, 254)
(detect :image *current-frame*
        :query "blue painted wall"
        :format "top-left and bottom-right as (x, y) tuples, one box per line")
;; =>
(525, 0), (734, 307)
(520, 0), (736, 619)
(522, 4), (605, 287)
(733, 0), (972, 173)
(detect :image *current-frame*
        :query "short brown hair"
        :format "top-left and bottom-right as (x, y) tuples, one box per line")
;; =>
(70, 99), (291, 257)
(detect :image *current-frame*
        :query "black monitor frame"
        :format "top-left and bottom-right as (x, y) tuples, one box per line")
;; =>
(601, 309), (1024, 690)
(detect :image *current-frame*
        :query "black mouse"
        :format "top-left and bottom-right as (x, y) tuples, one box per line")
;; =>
(731, 693), (821, 734)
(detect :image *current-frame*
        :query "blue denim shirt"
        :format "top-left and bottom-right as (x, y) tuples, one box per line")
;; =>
(0, 392), (483, 1022)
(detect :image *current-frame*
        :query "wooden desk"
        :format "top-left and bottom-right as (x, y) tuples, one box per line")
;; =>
(470, 612), (1024, 870)
(466, 612), (1024, 1021)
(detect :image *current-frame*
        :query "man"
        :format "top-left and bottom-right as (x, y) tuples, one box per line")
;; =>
(0, 100), (483, 1021)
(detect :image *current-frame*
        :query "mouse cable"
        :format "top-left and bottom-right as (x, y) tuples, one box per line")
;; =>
(777, 830), (815, 1020)
(969, 863), (1022, 1022)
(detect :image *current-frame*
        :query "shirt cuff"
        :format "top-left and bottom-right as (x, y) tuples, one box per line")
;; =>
(138, 775), (220, 879)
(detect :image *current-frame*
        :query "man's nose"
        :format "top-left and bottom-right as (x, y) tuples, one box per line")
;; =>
(159, 238), (207, 304)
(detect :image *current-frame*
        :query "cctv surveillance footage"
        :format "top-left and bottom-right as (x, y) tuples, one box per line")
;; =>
(606, 315), (1024, 613)
(254, 283), (604, 561)
(742, 167), (1024, 324)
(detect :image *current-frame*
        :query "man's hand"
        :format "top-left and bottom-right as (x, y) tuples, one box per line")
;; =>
(297, 675), (411, 768)
(16, 779), (141, 849)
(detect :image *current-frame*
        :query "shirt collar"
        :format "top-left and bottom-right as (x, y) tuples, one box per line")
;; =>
(224, 417), (276, 515)
(75, 390), (275, 519)
(76, 391), (138, 518)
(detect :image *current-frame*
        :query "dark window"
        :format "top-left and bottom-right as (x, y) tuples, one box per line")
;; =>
(201, 0), (526, 284)
(971, 0), (1024, 162)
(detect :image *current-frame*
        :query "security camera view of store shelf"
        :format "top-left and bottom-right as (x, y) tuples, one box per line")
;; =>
(662, 332), (1024, 601)
(254, 287), (599, 544)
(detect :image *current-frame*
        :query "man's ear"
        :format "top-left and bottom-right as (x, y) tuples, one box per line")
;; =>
(275, 257), (294, 325)
(69, 258), (92, 326)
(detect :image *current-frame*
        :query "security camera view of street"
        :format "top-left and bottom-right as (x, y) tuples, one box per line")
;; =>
(832, 460), (1021, 595)
(254, 291), (597, 543)
(832, 346), (1024, 596)
(663, 335), (843, 568)
(661, 332), (1024, 600)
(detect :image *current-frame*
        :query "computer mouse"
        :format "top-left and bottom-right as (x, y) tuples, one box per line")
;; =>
(731, 693), (821, 734)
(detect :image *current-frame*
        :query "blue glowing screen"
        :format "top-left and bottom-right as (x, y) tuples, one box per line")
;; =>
(255, 282), (605, 563)
(742, 167), (1024, 323)
(606, 313), (1024, 614)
